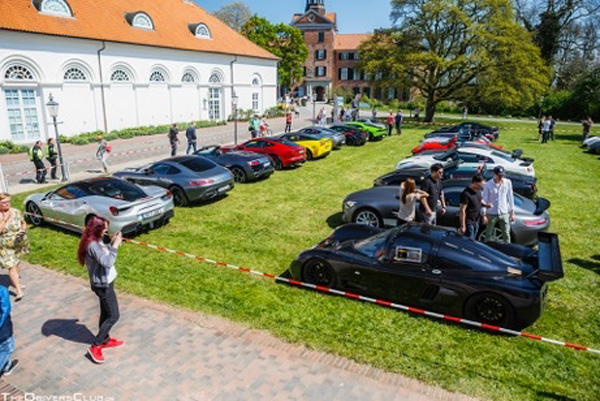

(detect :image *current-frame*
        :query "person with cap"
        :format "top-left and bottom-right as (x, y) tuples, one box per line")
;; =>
(459, 174), (492, 240)
(482, 166), (515, 243)
(418, 163), (446, 225)
(28, 141), (46, 184)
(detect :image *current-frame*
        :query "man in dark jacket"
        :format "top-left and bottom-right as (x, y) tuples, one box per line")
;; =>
(418, 163), (446, 225)
(46, 138), (58, 180)
(28, 140), (47, 183)
(168, 124), (179, 157)
(185, 122), (197, 154)
(0, 286), (17, 377)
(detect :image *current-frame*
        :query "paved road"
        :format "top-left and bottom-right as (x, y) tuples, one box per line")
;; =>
(1, 264), (475, 401)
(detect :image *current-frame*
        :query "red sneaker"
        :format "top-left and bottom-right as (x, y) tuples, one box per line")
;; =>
(87, 345), (105, 364)
(101, 338), (124, 349)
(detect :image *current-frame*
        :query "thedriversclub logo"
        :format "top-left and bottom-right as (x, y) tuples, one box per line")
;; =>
(2, 394), (114, 401)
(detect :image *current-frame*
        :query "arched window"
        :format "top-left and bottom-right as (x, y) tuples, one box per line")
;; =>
(132, 13), (153, 30)
(209, 73), (222, 84)
(111, 69), (131, 82)
(4, 65), (34, 80)
(195, 24), (211, 39)
(40, 0), (72, 17)
(63, 67), (87, 82)
(252, 78), (261, 86)
(149, 70), (166, 82)
(181, 71), (196, 83)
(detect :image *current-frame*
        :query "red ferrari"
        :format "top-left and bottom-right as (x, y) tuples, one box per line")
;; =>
(221, 138), (306, 170)
(412, 136), (503, 155)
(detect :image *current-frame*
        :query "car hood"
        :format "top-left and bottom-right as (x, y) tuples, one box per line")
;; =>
(345, 186), (398, 202)
(318, 224), (384, 249)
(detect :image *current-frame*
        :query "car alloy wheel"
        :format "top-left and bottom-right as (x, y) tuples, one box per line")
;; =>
(478, 227), (510, 242)
(270, 156), (283, 170)
(171, 186), (188, 207)
(346, 137), (355, 146)
(26, 202), (43, 226)
(304, 259), (335, 287)
(306, 149), (314, 160)
(475, 297), (506, 323)
(354, 209), (381, 227)
(465, 293), (515, 328)
(231, 167), (247, 183)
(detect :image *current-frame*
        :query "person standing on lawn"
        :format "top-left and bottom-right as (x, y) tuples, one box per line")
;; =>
(285, 112), (293, 133)
(459, 174), (491, 240)
(185, 122), (197, 155)
(397, 179), (428, 225)
(45, 138), (58, 180)
(0, 285), (18, 378)
(168, 124), (179, 157)
(0, 193), (28, 302)
(386, 112), (394, 136)
(549, 115), (556, 141)
(28, 141), (47, 184)
(482, 166), (515, 243)
(462, 105), (468, 120)
(541, 116), (551, 144)
(395, 110), (403, 135)
(418, 163), (446, 225)
(78, 216), (124, 364)
(582, 116), (593, 142)
(95, 136), (109, 174)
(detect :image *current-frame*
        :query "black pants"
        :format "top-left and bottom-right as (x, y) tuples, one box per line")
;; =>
(387, 124), (393, 136)
(170, 142), (177, 157)
(551, 129), (555, 141)
(396, 122), (401, 135)
(541, 131), (549, 143)
(285, 123), (292, 133)
(48, 158), (57, 179)
(250, 129), (257, 139)
(92, 282), (120, 346)
(33, 160), (46, 183)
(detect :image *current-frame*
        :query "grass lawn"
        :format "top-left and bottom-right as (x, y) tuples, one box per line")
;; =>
(14, 119), (600, 400)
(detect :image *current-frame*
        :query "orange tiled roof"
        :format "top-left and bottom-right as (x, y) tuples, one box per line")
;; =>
(0, 0), (278, 60)
(325, 13), (337, 24)
(335, 34), (373, 50)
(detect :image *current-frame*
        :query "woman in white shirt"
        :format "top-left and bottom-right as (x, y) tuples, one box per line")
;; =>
(397, 179), (429, 225)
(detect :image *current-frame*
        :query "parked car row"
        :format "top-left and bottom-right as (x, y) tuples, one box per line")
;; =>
(582, 135), (600, 153)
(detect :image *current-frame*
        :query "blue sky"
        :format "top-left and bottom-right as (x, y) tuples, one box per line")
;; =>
(197, 0), (393, 33)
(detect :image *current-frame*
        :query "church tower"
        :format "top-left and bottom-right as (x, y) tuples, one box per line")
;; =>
(305, 0), (326, 15)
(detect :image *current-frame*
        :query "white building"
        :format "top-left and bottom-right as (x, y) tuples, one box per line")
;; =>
(0, 0), (279, 144)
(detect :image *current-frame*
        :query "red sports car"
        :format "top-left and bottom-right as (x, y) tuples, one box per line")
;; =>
(221, 138), (306, 170)
(412, 136), (458, 154)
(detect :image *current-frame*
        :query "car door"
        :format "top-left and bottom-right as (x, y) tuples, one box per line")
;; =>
(243, 140), (266, 155)
(140, 163), (176, 188)
(41, 185), (87, 228)
(437, 187), (462, 227)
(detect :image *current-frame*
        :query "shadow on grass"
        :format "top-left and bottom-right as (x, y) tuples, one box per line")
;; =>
(326, 212), (343, 229)
(42, 318), (95, 345)
(535, 391), (577, 401)
(567, 257), (600, 275)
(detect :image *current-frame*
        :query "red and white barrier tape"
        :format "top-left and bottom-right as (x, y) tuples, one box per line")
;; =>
(23, 211), (600, 356)
(401, 120), (597, 134)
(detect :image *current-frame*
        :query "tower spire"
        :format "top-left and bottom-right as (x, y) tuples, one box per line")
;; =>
(305, 0), (326, 15)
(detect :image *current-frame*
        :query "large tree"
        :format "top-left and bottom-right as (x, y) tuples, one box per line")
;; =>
(213, 2), (253, 32)
(359, 0), (550, 121)
(241, 17), (308, 91)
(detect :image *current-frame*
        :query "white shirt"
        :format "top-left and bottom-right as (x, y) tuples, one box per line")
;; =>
(543, 120), (552, 131)
(397, 187), (419, 221)
(482, 178), (514, 216)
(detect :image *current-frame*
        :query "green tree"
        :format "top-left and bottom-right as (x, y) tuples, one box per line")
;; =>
(241, 17), (308, 90)
(212, 2), (253, 32)
(360, 0), (551, 121)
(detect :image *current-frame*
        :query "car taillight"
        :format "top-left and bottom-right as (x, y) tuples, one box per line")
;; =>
(109, 206), (119, 216)
(248, 160), (261, 166)
(162, 190), (173, 200)
(527, 167), (533, 173)
(523, 218), (547, 227)
(190, 179), (215, 186)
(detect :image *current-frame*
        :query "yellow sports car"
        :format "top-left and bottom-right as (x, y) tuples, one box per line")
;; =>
(279, 133), (332, 160)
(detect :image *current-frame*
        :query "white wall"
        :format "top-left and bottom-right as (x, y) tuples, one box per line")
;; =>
(0, 31), (278, 143)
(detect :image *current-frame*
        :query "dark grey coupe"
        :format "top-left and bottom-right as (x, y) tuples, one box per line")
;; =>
(194, 145), (274, 183)
(341, 180), (550, 246)
(114, 156), (234, 206)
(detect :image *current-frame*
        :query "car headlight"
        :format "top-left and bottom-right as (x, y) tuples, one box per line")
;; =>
(344, 200), (357, 210)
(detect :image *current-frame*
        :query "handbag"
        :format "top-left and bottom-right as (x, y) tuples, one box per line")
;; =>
(13, 231), (30, 256)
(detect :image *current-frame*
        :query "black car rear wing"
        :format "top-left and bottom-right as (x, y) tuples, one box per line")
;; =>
(536, 232), (563, 282)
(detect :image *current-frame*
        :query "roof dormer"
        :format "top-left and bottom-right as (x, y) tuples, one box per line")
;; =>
(125, 11), (154, 30)
(33, 0), (73, 18)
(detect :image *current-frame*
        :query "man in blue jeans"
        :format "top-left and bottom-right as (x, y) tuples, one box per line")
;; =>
(482, 166), (515, 242)
(459, 174), (491, 240)
(0, 286), (17, 377)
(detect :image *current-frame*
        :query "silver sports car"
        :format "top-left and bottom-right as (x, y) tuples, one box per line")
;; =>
(24, 177), (175, 236)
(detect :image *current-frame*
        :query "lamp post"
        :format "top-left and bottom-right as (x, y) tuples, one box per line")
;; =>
(46, 94), (68, 182)
(232, 93), (239, 145)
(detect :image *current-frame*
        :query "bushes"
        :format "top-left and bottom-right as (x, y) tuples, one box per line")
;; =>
(0, 141), (29, 155)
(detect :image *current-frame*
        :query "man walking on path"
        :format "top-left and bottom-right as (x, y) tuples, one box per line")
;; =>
(371, 107), (378, 121)
(395, 110), (402, 135)
(46, 138), (58, 180)
(249, 115), (260, 139)
(386, 112), (394, 136)
(285, 112), (293, 133)
(462, 105), (468, 120)
(168, 124), (179, 157)
(582, 116), (593, 142)
(482, 166), (515, 243)
(185, 122), (197, 155)
(459, 174), (491, 240)
(96, 136), (109, 174)
(28, 141), (46, 184)
(0, 285), (18, 378)
(418, 163), (446, 225)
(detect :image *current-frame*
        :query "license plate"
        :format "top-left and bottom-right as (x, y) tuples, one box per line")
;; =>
(218, 185), (231, 193)
(263, 161), (271, 167)
(141, 208), (163, 219)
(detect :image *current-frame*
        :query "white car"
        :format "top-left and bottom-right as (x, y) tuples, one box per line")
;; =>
(583, 136), (600, 148)
(396, 147), (535, 177)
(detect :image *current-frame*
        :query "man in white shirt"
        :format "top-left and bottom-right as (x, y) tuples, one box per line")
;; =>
(482, 166), (515, 243)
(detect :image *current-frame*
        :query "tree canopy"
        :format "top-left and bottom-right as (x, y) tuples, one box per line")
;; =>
(360, 0), (551, 121)
(213, 2), (253, 32)
(241, 16), (308, 91)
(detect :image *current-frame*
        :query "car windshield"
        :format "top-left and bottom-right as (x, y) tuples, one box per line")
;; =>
(354, 231), (389, 258)
(86, 179), (147, 201)
(433, 150), (456, 161)
(278, 139), (300, 147)
(179, 157), (217, 172)
(491, 151), (515, 162)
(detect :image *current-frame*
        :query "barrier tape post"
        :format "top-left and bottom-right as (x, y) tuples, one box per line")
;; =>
(22, 211), (600, 357)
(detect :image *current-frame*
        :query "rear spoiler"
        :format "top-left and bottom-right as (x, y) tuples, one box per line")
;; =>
(536, 232), (563, 282)
(534, 198), (550, 215)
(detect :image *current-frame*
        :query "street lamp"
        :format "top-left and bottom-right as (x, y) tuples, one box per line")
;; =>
(232, 93), (239, 145)
(46, 94), (68, 182)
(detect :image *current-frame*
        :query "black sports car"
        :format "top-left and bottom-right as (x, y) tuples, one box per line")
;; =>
(326, 124), (368, 146)
(194, 145), (274, 183)
(429, 122), (499, 141)
(290, 223), (563, 329)
(343, 180), (550, 246)
(374, 162), (538, 199)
